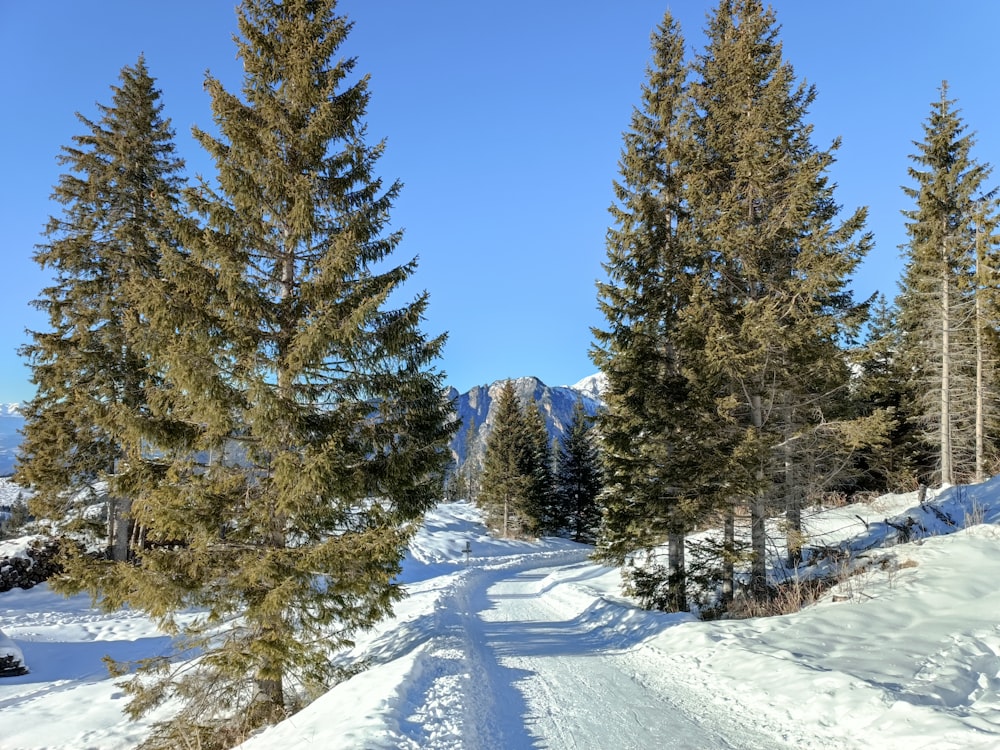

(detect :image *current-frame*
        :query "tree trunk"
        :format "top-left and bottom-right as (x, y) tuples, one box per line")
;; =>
(749, 393), (768, 596)
(255, 496), (288, 718)
(111, 496), (132, 562)
(784, 414), (802, 569)
(254, 670), (284, 722)
(975, 217), (986, 483)
(721, 507), (735, 606)
(940, 256), (953, 485)
(106, 497), (116, 555)
(667, 526), (688, 612)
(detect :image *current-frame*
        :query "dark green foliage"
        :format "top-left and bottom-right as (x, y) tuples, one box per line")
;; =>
(848, 294), (924, 490)
(552, 401), (602, 543)
(521, 400), (555, 534)
(591, 11), (704, 612)
(17, 56), (185, 559)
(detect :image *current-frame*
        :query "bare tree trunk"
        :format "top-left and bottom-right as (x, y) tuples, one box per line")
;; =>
(667, 526), (688, 612)
(749, 393), (768, 595)
(106, 496), (116, 556)
(975, 218), (986, 483)
(129, 519), (145, 557)
(721, 507), (735, 606)
(784, 452), (802, 568)
(941, 258), (953, 485)
(254, 671), (284, 723)
(112, 496), (132, 562)
(975, 291), (985, 483)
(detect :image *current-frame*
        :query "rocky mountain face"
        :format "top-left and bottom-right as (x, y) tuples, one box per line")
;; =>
(0, 380), (610, 481)
(445, 375), (605, 481)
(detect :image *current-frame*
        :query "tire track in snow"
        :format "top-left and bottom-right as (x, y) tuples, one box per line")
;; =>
(454, 556), (800, 749)
(391, 549), (589, 749)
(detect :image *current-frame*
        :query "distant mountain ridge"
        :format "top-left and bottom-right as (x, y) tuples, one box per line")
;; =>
(0, 378), (608, 480)
(446, 374), (605, 480)
(0, 412), (23, 476)
(0, 404), (21, 418)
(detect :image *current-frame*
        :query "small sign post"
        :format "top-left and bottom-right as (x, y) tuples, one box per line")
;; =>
(463, 541), (472, 564)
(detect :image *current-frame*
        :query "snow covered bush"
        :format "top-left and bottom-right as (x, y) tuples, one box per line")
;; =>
(0, 628), (27, 677)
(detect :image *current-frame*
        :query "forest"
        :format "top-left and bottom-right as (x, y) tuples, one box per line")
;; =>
(468, 1), (998, 616)
(8, 0), (998, 748)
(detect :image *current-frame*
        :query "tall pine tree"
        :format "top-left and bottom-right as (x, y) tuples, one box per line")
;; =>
(17, 56), (185, 562)
(65, 3), (456, 746)
(479, 380), (531, 537)
(591, 11), (710, 612)
(896, 83), (1000, 485)
(553, 401), (602, 543)
(684, 0), (871, 594)
(522, 399), (555, 535)
(476, 382), (557, 538)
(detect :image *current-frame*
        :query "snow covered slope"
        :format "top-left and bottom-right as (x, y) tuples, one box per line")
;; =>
(3, 484), (1000, 748)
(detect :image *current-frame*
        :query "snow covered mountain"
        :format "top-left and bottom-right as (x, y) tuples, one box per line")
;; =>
(0, 413), (24, 477)
(0, 378), (606, 479)
(446, 375), (604, 475)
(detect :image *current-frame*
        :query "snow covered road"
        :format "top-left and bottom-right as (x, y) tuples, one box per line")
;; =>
(237, 504), (822, 749)
(463, 560), (789, 749)
(340, 536), (800, 749)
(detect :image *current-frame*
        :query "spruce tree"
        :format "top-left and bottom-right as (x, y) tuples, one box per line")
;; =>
(17, 57), (184, 561)
(479, 380), (531, 537)
(459, 420), (481, 501)
(896, 83), (1000, 485)
(553, 401), (602, 543)
(684, 0), (871, 593)
(521, 399), (555, 535)
(591, 10), (709, 612)
(971, 197), (1000, 481)
(75, 3), (456, 745)
(849, 294), (922, 490)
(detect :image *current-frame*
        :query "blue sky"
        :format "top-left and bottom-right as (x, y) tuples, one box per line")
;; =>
(1, 1), (998, 404)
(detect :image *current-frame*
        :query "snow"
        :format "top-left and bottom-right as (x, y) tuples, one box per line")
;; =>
(3, 484), (1000, 749)
(569, 371), (607, 399)
(0, 626), (26, 674)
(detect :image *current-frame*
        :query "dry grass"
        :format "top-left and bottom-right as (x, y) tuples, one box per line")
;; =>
(724, 553), (920, 619)
(725, 576), (834, 618)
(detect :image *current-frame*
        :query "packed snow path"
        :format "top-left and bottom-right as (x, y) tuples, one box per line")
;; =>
(399, 551), (797, 750)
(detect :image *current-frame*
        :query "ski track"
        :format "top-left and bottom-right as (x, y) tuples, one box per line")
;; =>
(391, 549), (803, 749)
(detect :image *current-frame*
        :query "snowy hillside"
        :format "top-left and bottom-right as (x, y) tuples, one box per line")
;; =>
(3, 480), (1000, 748)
